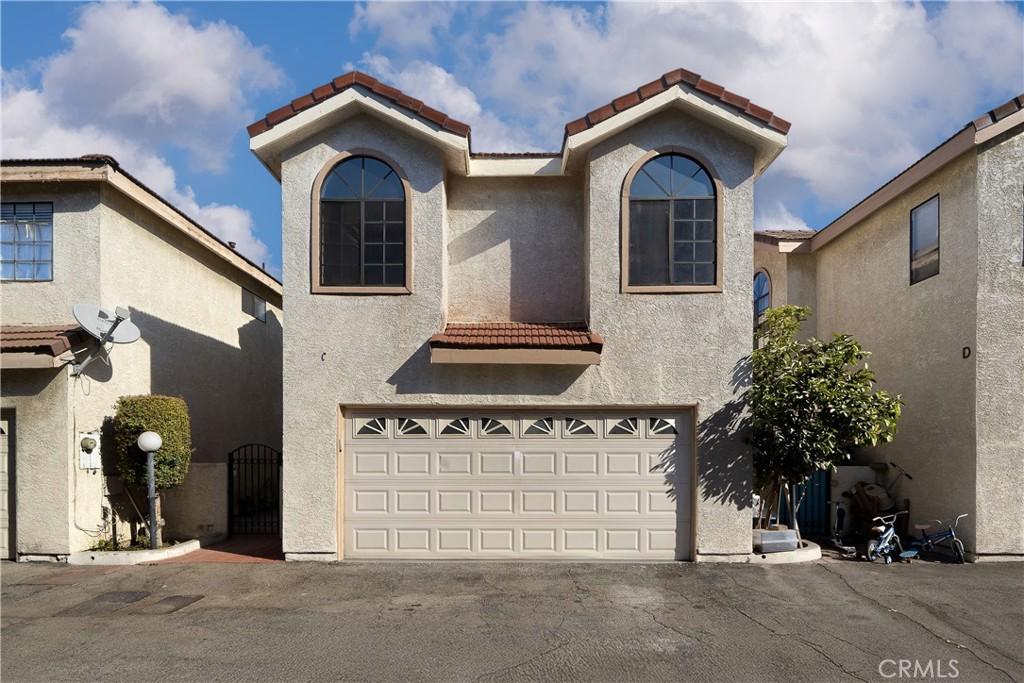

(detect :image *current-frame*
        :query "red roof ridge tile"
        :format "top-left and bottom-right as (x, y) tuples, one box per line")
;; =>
(249, 68), (791, 152)
(247, 70), (471, 140)
(563, 67), (791, 142)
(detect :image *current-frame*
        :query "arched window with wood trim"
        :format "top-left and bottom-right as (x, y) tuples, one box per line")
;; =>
(622, 150), (722, 293)
(312, 152), (412, 294)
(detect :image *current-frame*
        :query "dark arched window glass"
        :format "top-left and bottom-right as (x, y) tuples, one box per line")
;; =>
(628, 154), (716, 286)
(320, 155), (406, 287)
(753, 271), (771, 320)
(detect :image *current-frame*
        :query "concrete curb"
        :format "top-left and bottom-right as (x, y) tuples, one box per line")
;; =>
(68, 539), (201, 565)
(748, 540), (822, 564)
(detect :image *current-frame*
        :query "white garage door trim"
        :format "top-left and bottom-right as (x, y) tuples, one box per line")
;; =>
(340, 409), (694, 560)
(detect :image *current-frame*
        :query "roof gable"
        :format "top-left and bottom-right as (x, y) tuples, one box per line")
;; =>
(249, 67), (790, 179)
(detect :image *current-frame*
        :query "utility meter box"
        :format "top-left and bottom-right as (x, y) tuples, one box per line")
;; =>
(79, 431), (102, 470)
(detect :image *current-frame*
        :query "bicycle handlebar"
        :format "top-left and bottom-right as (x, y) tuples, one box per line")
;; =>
(872, 510), (908, 523)
(932, 514), (969, 528)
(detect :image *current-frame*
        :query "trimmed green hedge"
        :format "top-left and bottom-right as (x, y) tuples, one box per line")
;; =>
(113, 395), (193, 489)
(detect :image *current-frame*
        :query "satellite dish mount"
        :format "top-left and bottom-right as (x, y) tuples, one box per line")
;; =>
(71, 303), (142, 376)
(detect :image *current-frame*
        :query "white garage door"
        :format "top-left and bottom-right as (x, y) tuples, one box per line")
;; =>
(343, 411), (692, 560)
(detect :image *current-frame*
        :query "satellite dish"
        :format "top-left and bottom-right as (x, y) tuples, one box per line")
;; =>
(73, 304), (141, 344)
(70, 303), (141, 376)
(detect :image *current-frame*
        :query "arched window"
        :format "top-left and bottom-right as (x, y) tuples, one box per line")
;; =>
(314, 153), (410, 292)
(753, 270), (771, 320)
(624, 152), (718, 290)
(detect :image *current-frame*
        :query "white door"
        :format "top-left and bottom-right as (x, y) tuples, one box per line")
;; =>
(1, 413), (12, 560)
(343, 411), (692, 560)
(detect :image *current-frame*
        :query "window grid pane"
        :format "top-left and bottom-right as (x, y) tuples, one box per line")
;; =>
(671, 198), (715, 285)
(319, 156), (406, 287)
(1, 202), (53, 282)
(628, 154), (716, 287)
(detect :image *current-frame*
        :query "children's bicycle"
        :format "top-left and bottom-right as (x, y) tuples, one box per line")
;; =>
(861, 510), (906, 564)
(904, 514), (968, 564)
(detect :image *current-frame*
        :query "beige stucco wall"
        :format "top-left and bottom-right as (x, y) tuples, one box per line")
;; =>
(753, 243), (788, 311)
(1, 180), (283, 556)
(279, 110), (758, 560)
(753, 244), (817, 332)
(447, 175), (585, 322)
(586, 110), (757, 558)
(973, 127), (1024, 557)
(812, 151), (981, 550)
(0, 184), (103, 325)
(0, 369), (72, 555)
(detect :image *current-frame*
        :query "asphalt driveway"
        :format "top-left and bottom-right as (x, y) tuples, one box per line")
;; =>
(2, 558), (1021, 682)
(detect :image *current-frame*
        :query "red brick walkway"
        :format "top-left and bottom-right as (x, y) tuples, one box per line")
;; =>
(156, 535), (283, 564)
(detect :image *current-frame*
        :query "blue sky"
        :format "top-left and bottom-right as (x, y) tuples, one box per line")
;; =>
(3, 2), (1022, 273)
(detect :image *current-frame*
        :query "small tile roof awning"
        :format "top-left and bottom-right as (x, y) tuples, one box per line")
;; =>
(0, 324), (86, 357)
(429, 322), (603, 365)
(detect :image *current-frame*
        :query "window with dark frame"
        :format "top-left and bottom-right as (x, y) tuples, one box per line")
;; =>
(1, 202), (53, 282)
(910, 195), (939, 284)
(753, 271), (771, 321)
(319, 156), (406, 287)
(628, 154), (716, 286)
(241, 288), (266, 322)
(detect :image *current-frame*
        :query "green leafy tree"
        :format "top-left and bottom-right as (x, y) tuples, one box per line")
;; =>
(113, 395), (193, 489)
(749, 306), (902, 535)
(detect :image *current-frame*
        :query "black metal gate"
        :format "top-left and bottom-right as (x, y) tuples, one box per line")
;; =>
(228, 444), (282, 535)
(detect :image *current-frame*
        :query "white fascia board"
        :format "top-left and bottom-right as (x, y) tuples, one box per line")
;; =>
(250, 88), (471, 177)
(561, 86), (787, 176)
(467, 157), (563, 177)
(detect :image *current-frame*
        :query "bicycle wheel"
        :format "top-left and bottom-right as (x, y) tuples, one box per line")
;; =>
(953, 539), (966, 564)
(866, 539), (880, 562)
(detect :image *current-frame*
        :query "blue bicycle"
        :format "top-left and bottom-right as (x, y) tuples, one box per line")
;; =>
(861, 511), (907, 564)
(904, 514), (968, 564)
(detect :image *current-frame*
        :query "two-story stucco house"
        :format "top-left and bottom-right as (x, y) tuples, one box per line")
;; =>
(248, 68), (791, 561)
(754, 96), (1024, 561)
(0, 156), (283, 560)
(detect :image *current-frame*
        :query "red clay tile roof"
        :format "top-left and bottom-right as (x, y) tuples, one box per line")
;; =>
(564, 67), (791, 140)
(0, 324), (87, 356)
(247, 71), (472, 139)
(248, 68), (792, 147)
(429, 322), (604, 351)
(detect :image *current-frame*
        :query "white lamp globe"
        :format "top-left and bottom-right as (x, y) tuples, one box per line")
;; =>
(137, 431), (162, 453)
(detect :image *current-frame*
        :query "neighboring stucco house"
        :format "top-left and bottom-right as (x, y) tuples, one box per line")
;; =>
(247, 68), (791, 561)
(754, 96), (1024, 560)
(0, 156), (283, 561)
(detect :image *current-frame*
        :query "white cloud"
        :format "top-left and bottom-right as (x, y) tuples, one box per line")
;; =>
(354, 54), (540, 151)
(350, 1), (1024, 221)
(1, 2), (282, 264)
(755, 201), (811, 232)
(349, 2), (455, 54)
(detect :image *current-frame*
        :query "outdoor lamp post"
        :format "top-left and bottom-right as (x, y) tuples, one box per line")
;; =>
(137, 431), (162, 550)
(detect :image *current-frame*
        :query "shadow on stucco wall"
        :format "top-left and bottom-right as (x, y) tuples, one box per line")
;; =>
(698, 358), (752, 510)
(387, 342), (588, 395)
(128, 308), (283, 462)
(447, 176), (586, 323)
